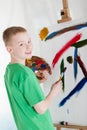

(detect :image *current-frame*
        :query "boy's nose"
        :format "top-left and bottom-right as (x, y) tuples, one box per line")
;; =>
(26, 43), (32, 50)
(26, 45), (30, 49)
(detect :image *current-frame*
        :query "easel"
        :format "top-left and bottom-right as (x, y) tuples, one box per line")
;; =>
(54, 123), (87, 130)
(58, 0), (72, 23)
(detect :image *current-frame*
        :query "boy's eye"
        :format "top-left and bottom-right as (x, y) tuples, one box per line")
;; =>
(19, 43), (23, 46)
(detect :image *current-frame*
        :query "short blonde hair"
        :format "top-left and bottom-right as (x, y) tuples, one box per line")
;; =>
(3, 26), (27, 46)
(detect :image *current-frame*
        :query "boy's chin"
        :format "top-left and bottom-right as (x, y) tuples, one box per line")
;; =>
(26, 55), (32, 59)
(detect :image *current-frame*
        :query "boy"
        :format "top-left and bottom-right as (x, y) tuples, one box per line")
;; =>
(3, 26), (62, 130)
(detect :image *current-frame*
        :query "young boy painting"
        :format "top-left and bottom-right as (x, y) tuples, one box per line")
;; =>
(3, 26), (62, 130)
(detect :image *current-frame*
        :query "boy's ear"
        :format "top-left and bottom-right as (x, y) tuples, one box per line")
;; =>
(6, 46), (13, 53)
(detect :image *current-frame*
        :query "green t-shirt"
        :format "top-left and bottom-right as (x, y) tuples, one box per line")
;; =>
(4, 63), (54, 130)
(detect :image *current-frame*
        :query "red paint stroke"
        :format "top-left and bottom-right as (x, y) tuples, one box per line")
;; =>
(76, 55), (87, 78)
(52, 33), (82, 68)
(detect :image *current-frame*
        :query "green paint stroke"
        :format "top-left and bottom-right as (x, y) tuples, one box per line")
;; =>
(72, 39), (87, 48)
(60, 59), (65, 92)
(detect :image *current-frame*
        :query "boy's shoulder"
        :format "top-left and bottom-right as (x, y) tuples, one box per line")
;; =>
(6, 63), (33, 75)
(5, 63), (36, 81)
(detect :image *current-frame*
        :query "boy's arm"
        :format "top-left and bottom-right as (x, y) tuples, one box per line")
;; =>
(34, 80), (62, 114)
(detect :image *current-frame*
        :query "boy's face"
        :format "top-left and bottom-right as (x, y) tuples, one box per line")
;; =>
(7, 32), (33, 61)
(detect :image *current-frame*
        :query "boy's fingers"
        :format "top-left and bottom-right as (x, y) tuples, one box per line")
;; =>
(54, 79), (62, 85)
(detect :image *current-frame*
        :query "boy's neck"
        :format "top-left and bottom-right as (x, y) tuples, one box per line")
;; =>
(11, 58), (25, 65)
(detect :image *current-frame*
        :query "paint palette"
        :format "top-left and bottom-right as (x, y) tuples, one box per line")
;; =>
(25, 56), (52, 80)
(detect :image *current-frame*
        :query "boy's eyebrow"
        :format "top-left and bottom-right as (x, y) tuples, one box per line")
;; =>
(18, 39), (31, 43)
(18, 41), (25, 44)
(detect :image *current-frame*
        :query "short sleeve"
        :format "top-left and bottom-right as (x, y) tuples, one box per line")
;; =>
(19, 72), (45, 107)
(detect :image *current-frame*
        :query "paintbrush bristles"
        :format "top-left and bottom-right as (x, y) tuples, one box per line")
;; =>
(59, 67), (67, 80)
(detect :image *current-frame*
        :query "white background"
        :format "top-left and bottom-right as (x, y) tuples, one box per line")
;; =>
(0, 0), (87, 129)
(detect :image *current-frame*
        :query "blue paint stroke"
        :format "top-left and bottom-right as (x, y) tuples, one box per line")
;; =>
(59, 77), (87, 107)
(73, 48), (78, 80)
(45, 31), (58, 41)
(45, 22), (87, 41)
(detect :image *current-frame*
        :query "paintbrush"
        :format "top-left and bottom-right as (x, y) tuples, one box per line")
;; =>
(59, 67), (67, 80)
(55, 67), (67, 84)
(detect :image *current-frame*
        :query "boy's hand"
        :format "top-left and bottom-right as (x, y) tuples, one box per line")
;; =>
(35, 70), (50, 83)
(51, 80), (62, 96)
